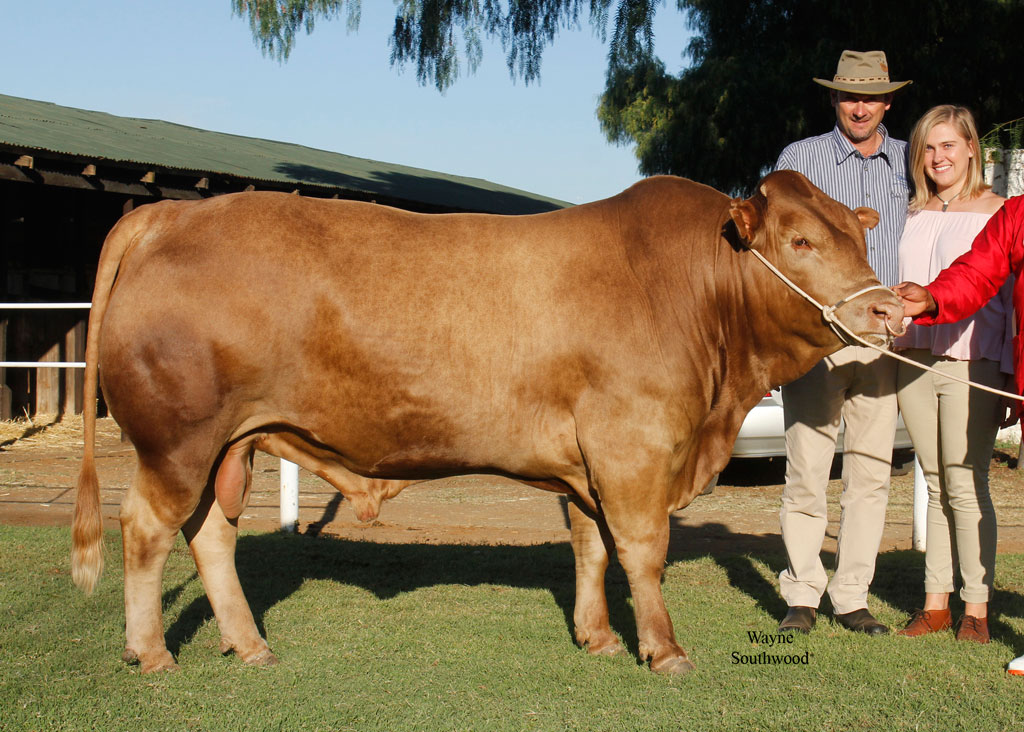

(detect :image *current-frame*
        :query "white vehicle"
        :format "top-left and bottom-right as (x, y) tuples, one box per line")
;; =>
(732, 388), (913, 458)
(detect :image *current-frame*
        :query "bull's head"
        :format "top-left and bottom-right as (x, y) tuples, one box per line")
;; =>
(727, 170), (904, 347)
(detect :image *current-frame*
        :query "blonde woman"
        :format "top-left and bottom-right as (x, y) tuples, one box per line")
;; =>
(894, 105), (1009, 644)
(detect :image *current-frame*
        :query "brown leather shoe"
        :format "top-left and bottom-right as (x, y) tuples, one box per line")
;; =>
(956, 615), (990, 644)
(897, 609), (952, 637)
(778, 606), (816, 634)
(834, 608), (889, 635)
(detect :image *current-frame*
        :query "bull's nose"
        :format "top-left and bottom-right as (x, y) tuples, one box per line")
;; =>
(871, 298), (906, 337)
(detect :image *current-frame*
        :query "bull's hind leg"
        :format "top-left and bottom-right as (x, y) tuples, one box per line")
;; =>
(567, 499), (625, 657)
(181, 477), (276, 666)
(120, 462), (193, 673)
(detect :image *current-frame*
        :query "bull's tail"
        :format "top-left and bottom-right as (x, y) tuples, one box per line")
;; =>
(72, 209), (148, 594)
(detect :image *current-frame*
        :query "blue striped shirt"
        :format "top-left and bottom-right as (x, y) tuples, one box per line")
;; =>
(775, 124), (909, 286)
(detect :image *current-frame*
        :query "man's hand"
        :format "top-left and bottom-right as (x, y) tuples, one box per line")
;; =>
(893, 282), (937, 317)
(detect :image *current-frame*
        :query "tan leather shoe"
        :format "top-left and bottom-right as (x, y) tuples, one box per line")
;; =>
(956, 615), (990, 644)
(897, 609), (952, 637)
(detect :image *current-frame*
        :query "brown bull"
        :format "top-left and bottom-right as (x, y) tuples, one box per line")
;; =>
(72, 170), (903, 674)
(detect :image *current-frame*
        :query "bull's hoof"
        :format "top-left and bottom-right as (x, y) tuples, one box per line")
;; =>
(124, 647), (180, 673)
(650, 655), (696, 675)
(220, 637), (278, 666)
(586, 639), (627, 657)
(142, 659), (182, 673)
(576, 628), (626, 658)
(243, 648), (279, 667)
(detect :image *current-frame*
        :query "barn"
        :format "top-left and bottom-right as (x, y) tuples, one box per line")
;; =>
(0, 93), (567, 418)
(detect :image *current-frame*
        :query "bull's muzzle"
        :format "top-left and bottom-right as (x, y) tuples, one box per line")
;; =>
(828, 285), (905, 346)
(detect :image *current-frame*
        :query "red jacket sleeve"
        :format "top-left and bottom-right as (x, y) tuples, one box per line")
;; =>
(918, 197), (1024, 325)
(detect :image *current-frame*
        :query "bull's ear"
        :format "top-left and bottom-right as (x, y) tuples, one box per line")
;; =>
(853, 206), (879, 231)
(729, 198), (763, 247)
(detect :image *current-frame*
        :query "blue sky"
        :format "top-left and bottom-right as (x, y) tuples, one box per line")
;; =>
(2, 2), (693, 204)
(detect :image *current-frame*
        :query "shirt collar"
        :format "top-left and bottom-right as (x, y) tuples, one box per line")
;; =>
(830, 123), (894, 165)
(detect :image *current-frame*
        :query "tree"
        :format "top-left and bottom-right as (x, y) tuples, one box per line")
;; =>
(233, 0), (1024, 194)
(600, 0), (1024, 193)
(231, 0), (637, 90)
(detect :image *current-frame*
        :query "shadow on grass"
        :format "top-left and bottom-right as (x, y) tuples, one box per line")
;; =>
(160, 523), (1024, 664)
(161, 521), (803, 663)
(164, 535), (588, 660)
(870, 549), (1024, 653)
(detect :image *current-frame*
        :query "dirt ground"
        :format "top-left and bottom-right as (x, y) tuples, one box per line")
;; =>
(3, 416), (1024, 554)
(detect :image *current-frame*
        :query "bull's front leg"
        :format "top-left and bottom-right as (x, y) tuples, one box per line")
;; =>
(599, 486), (694, 675)
(567, 499), (625, 657)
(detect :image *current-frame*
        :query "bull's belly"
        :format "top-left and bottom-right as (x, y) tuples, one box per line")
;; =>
(265, 405), (582, 483)
(243, 416), (581, 521)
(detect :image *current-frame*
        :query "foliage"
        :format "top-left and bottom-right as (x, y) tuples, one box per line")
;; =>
(599, 0), (1024, 194)
(981, 117), (1024, 157)
(232, 0), (362, 61)
(231, 0), (635, 92)
(232, 1), (1024, 194)
(5, 524), (1024, 731)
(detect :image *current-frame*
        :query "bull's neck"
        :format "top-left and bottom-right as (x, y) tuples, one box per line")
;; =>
(689, 224), (840, 406)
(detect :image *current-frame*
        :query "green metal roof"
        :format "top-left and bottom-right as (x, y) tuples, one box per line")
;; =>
(0, 93), (569, 214)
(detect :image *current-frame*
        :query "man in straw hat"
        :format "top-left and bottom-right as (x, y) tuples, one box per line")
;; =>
(774, 50), (912, 636)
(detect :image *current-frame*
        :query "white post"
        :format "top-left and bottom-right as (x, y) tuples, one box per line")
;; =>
(912, 456), (927, 552)
(280, 459), (299, 532)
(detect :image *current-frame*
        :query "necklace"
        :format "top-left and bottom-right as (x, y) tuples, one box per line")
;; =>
(935, 189), (962, 212)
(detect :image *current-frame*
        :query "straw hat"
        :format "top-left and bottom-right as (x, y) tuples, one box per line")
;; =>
(813, 50), (912, 95)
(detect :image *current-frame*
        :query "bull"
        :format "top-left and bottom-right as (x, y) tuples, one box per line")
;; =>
(72, 170), (903, 674)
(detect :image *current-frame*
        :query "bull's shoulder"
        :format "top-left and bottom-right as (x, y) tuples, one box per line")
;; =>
(578, 176), (733, 245)
(602, 176), (733, 230)
(611, 175), (729, 206)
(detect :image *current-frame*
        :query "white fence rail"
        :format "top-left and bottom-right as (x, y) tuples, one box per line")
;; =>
(0, 303), (91, 368)
(0, 302), (298, 530)
(8, 149), (1024, 538)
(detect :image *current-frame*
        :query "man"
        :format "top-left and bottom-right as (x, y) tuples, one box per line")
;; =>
(775, 50), (912, 635)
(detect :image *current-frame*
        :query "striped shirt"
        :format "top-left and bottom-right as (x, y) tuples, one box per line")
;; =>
(775, 124), (909, 286)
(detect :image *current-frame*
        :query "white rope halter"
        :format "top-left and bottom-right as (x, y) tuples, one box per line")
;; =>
(748, 247), (1024, 403)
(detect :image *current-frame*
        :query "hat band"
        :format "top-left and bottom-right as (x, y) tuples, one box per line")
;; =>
(833, 75), (891, 83)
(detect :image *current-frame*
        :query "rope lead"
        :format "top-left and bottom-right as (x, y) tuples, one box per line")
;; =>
(748, 248), (1023, 403)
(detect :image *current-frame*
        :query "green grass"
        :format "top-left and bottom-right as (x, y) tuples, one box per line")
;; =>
(2, 525), (1024, 732)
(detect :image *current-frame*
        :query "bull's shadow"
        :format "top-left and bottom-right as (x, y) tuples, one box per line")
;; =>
(163, 535), (625, 659)
(161, 469), (1024, 662)
(161, 522), (797, 662)
(162, 459), (798, 659)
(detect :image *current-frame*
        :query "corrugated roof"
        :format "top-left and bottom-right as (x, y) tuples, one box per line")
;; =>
(0, 93), (569, 214)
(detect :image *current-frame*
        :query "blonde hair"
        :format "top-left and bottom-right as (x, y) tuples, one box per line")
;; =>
(908, 105), (988, 211)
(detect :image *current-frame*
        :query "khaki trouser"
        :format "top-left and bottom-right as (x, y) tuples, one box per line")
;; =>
(778, 345), (898, 614)
(897, 351), (1001, 604)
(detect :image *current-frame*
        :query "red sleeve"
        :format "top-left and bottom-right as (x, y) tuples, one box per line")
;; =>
(918, 197), (1024, 325)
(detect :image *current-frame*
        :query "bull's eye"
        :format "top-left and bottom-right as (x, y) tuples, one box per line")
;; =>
(793, 237), (810, 248)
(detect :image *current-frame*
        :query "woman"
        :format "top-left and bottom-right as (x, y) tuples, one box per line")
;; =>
(892, 105), (1008, 644)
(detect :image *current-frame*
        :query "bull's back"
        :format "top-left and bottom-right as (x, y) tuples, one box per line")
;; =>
(98, 192), (672, 470)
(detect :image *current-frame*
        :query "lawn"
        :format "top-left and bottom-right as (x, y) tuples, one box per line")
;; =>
(2, 524), (1023, 732)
